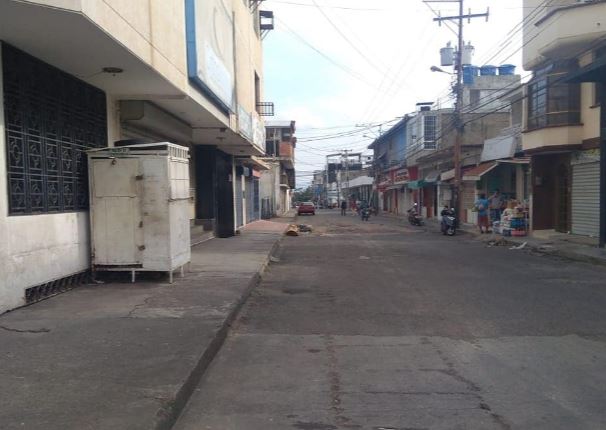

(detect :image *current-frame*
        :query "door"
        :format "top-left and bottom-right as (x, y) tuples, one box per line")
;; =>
(555, 163), (571, 233)
(91, 158), (141, 265)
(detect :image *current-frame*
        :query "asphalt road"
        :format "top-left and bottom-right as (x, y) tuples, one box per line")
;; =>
(174, 210), (606, 430)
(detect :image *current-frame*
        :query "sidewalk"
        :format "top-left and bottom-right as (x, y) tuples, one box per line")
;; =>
(0, 215), (293, 430)
(429, 217), (606, 266)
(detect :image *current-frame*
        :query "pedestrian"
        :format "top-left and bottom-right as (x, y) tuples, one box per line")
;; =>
(475, 193), (490, 234)
(340, 200), (347, 216)
(489, 189), (504, 223)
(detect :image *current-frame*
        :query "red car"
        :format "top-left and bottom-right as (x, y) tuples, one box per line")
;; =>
(297, 202), (316, 216)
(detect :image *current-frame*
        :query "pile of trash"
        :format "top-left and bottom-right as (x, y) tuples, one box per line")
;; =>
(286, 224), (313, 236)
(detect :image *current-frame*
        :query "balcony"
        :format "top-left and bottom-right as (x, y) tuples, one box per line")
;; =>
(523, 0), (606, 69)
(256, 102), (275, 116)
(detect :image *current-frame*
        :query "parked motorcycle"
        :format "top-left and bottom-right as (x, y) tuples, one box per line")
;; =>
(440, 207), (457, 236)
(360, 207), (370, 221)
(407, 203), (424, 226)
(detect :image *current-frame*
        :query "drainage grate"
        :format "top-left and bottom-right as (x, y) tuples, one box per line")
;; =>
(24, 271), (91, 304)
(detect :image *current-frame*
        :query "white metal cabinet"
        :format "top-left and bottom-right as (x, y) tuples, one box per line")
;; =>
(88, 143), (191, 282)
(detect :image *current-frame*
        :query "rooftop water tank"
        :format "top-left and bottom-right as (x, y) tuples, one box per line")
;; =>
(461, 42), (474, 65)
(440, 42), (454, 67)
(480, 65), (497, 76)
(462, 65), (475, 85)
(498, 64), (516, 75)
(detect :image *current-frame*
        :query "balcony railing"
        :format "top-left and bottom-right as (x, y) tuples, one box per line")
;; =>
(256, 102), (275, 116)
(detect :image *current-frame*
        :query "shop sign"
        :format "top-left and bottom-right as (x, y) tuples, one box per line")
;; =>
(571, 149), (600, 165)
(185, 0), (235, 112)
(394, 168), (409, 183)
(238, 106), (253, 140)
(252, 114), (266, 152)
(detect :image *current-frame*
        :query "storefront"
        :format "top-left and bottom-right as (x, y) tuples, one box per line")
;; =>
(462, 158), (530, 226)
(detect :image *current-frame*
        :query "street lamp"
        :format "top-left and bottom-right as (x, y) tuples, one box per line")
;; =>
(430, 65), (453, 74)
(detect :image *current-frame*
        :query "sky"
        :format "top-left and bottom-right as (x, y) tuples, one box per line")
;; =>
(262, 0), (526, 187)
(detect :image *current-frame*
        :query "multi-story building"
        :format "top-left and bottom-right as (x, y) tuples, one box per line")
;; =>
(406, 71), (518, 221)
(522, 0), (605, 238)
(0, 0), (274, 313)
(369, 116), (410, 215)
(260, 120), (296, 217)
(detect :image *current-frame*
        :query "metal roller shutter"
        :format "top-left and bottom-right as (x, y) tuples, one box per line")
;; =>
(572, 162), (599, 237)
(235, 174), (244, 228)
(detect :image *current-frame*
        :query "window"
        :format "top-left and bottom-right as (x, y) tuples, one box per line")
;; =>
(594, 46), (606, 106)
(423, 115), (437, 149)
(527, 61), (580, 130)
(3, 44), (107, 215)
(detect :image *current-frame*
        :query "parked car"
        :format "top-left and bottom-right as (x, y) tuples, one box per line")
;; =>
(297, 202), (316, 216)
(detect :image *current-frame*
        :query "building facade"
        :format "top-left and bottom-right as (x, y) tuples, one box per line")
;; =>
(0, 0), (273, 313)
(522, 0), (604, 236)
(369, 117), (410, 216)
(260, 120), (296, 217)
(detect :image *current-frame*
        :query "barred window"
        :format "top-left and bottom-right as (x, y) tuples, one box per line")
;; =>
(2, 44), (107, 215)
(423, 115), (437, 149)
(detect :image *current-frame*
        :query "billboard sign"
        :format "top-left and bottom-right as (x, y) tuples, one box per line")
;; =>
(185, 0), (235, 112)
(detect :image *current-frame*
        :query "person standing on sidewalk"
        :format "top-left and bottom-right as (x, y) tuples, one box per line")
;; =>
(489, 189), (504, 223)
(340, 200), (347, 216)
(475, 193), (490, 234)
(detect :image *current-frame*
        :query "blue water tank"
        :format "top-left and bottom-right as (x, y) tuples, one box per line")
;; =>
(498, 64), (516, 75)
(462, 65), (474, 84)
(480, 65), (497, 76)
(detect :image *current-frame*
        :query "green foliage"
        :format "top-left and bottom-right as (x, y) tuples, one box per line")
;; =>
(293, 186), (313, 202)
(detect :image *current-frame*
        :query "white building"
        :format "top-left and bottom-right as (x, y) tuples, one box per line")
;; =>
(0, 0), (273, 313)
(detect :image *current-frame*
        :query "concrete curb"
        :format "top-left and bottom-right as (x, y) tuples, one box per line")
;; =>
(155, 228), (288, 430)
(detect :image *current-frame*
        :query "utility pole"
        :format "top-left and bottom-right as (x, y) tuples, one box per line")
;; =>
(427, 0), (488, 215)
(343, 149), (351, 206)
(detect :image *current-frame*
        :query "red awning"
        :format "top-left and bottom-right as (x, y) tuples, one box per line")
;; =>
(462, 161), (498, 181)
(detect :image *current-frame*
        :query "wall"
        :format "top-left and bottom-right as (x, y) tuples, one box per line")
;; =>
(36, 0), (263, 133)
(81, 0), (189, 93)
(0, 45), (101, 313)
(233, 0), (264, 115)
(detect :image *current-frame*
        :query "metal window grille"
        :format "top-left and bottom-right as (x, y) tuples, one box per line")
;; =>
(2, 44), (107, 215)
(423, 115), (437, 149)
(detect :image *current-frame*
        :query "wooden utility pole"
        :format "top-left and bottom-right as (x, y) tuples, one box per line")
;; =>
(427, 0), (488, 215)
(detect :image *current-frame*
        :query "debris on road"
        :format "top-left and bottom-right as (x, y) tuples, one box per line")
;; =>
(487, 238), (509, 247)
(298, 224), (313, 232)
(269, 256), (281, 263)
(359, 256), (371, 260)
(509, 241), (527, 250)
(286, 225), (299, 236)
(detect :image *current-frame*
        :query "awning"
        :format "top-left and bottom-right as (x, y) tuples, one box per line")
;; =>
(497, 157), (530, 165)
(441, 169), (455, 182)
(462, 161), (498, 181)
(235, 156), (271, 170)
(407, 180), (425, 190)
(424, 170), (441, 183)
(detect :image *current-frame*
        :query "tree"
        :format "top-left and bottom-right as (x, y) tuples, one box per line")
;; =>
(293, 186), (313, 203)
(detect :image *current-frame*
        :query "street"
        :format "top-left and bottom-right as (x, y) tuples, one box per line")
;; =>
(174, 210), (606, 430)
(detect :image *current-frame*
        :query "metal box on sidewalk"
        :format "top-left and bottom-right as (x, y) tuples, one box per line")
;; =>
(87, 143), (191, 282)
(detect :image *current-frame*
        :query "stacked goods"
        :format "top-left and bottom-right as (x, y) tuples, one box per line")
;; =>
(500, 201), (527, 237)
